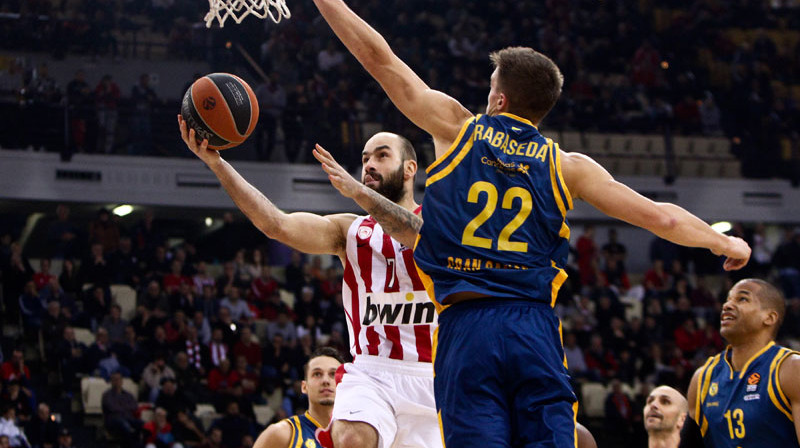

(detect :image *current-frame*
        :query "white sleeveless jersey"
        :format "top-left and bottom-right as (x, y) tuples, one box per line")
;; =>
(342, 213), (436, 363)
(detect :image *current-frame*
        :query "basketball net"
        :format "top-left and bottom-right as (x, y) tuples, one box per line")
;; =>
(205, 0), (290, 27)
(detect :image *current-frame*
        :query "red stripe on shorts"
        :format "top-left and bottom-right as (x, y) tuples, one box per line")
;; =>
(414, 325), (432, 362)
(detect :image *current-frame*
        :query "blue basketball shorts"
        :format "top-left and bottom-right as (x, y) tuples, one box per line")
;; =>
(434, 299), (577, 448)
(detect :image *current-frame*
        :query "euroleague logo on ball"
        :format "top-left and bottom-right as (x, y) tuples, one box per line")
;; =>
(202, 96), (216, 110)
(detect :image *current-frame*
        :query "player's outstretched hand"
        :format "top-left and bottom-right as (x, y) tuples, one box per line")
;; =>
(313, 143), (364, 199)
(178, 115), (219, 165)
(716, 236), (751, 271)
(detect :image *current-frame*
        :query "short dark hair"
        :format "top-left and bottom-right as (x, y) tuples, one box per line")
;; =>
(396, 134), (417, 164)
(746, 278), (786, 337)
(489, 47), (564, 124)
(303, 347), (345, 379)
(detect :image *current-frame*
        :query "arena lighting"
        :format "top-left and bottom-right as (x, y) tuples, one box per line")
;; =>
(205, 217), (214, 227)
(112, 205), (133, 217)
(711, 221), (732, 233)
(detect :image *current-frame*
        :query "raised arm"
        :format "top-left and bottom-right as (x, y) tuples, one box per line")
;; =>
(562, 151), (751, 270)
(179, 116), (351, 256)
(312, 0), (472, 154)
(313, 144), (421, 248)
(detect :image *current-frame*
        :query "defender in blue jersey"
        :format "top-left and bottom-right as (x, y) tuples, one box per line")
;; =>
(688, 279), (800, 448)
(253, 348), (343, 448)
(311, 1), (751, 447)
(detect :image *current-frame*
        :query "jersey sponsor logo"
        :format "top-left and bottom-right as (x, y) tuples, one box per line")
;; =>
(743, 393), (760, 401)
(709, 382), (719, 397)
(305, 439), (316, 448)
(361, 294), (436, 325)
(706, 401), (719, 407)
(747, 372), (761, 385)
(481, 156), (529, 175)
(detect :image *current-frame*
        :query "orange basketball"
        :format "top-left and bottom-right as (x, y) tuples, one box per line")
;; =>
(180, 73), (259, 150)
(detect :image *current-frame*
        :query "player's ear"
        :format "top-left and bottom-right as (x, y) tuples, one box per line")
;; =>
(301, 380), (308, 395)
(497, 92), (508, 112)
(404, 159), (417, 180)
(763, 309), (778, 328)
(676, 412), (687, 430)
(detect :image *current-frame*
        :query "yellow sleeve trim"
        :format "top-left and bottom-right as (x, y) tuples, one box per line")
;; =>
(426, 115), (476, 174)
(768, 349), (794, 421)
(286, 418), (297, 448)
(292, 416), (304, 448)
(554, 142), (573, 210)
(700, 416), (708, 437)
(547, 139), (567, 219)
(699, 355), (721, 409)
(425, 137), (475, 187)
(695, 356), (715, 420)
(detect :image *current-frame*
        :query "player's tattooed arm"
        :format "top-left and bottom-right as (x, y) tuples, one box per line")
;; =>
(314, 144), (422, 248)
(356, 185), (422, 247)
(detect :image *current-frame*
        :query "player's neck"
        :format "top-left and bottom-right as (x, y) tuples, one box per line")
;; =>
(396, 191), (419, 213)
(647, 430), (680, 448)
(307, 405), (333, 428)
(729, 335), (773, 371)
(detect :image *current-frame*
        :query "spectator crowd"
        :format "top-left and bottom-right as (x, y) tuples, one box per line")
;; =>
(2, 203), (800, 447)
(0, 0), (799, 179)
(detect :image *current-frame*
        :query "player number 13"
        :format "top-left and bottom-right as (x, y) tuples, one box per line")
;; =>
(723, 408), (745, 439)
(461, 181), (532, 252)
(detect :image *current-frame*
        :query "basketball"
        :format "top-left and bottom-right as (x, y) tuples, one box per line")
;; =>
(180, 73), (259, 150)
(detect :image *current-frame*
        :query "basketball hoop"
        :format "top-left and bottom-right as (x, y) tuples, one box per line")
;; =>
(205, 0), (290, 27)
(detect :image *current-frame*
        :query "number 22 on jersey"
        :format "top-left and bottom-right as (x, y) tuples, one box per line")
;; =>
(461, 181), (532, 252)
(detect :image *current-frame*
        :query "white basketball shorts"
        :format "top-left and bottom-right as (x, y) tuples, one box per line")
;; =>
(330, 355), (442, 448)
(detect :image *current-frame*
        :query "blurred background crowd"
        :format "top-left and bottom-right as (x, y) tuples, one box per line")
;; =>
(0, 0), (798, 179)
(1, 205), (799, 447)
(2, 0), (800, 447)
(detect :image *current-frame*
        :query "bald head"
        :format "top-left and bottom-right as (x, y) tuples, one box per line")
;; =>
(644, 386), (688, 434)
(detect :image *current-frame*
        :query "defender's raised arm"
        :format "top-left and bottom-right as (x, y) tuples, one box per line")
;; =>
(312, 0), (471, 152)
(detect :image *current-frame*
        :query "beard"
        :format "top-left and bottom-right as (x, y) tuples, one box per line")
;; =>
(319, 398), (335, 407)
(364, 164), (406, 203)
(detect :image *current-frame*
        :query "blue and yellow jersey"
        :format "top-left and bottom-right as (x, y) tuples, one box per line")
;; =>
(414, 113), (571, 310)
(695, 342), (799, 448)
(284, 412), (324, 448)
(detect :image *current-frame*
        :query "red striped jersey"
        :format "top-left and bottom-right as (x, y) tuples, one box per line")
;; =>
(341, 212), (436, 363)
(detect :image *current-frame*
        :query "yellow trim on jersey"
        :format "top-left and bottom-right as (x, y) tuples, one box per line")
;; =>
(292, 416), (304, 448)
(498, 112), (537, 129)
(571, 401), (579, 448)
(736, 341), (775, 379)
(767, 349), (795, 421)
(553, 142), (573, 210)
(431, 326), (439, 377)
(412, 234), (448, 314)
(425, 138), (475, 187)
(695, 356), (715, 420)
(437, 410), (447, 448)
(547, 139), (568, 219)
(700, 416), (709, 437)
(304, 412), (323, 429)
(426, 116), (477, 174)
(699, 355), (721, 405)
(558, 319), (567, 369)
(286, 417), (297, 448)
(774, 350), (797, 413)
(550, 260), (568, 308)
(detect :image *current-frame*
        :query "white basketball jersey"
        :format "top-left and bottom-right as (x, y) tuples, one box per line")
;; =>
(341, 213), (436, 363)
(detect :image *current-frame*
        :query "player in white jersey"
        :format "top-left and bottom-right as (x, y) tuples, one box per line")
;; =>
(178, 116), (440, 448)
